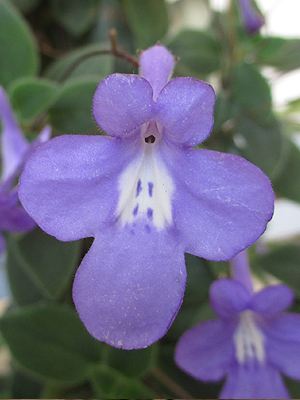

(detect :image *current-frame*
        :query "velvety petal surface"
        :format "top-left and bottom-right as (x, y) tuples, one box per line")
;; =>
(210, 279), (251, 319)
(264, 313), (300, 380)
(0, 87), (29, 181)
(19, 135), (139, 241)
(175, 319), (235, 381)
(221, 363), (289, 399)
(0, 190), (35, 232)
(73, 224), (186, 349)
(156, 77), (215, 146)
(93, 74), (154, 137)
(139, 44), (175, 100)
(251, 285), (294, 316)
(162, 146), (274, 260)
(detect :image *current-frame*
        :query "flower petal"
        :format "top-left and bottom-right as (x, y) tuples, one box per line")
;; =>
(210, 279), (251, 318)
(0, 87), (29, 181)
(156, 77), (215, 146)
(73, 224), (186, 349)
(0, 190), (35, 232)
(264, 313), (300, 380)
(175, 319), (235, 381)
(239, 0), (264, 34)
(221, 363), (289, 399)
(93, 74), (154, 137)
(163, 147), (274, 260)
(251, 285), (294, 316)
(19, 135), (139, 241)
(139, 44), (175, 100)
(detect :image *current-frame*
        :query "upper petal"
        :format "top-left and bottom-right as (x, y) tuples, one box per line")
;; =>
(163, 147), (274, 260)
(156, 77), (215, 146)
(73, 224), (186, 349)
(175, 319), (235, 381)
(264, 313), (300, 380)
(19, 135), (139, 241)
(0, 87), (29, 181)
(210, 279), (251, 319)
(250, 285), (294, 316)
(221, 363), (289, 399)
(93, 74), (154, 137)
(139, 44), (175, 100)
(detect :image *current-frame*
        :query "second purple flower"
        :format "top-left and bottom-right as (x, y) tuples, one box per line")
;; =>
(19, 45), (274, 349)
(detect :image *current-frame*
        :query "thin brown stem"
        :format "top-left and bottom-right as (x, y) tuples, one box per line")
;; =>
(58, 28), (139, 82)
(152, 367), (193, 399)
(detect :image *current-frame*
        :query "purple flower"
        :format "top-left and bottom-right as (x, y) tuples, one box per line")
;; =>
(175, 277), (300, 399)
(0, 87), (50, 252)
(239, 0), (264, 34)
(19, 45), (274, 349)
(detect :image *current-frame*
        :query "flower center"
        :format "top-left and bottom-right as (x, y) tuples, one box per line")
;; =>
(116, 141), (174, 231)
(234, 310), (265, 364)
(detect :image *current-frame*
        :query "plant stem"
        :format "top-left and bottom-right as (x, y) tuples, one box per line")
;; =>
(59, 28), (139, 82)
(151, 367), (193, 398)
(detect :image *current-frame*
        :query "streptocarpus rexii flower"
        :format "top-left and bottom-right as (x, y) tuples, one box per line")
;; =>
(19, 45), (274, 349)
(175, 279), (300, 398)
(239, 0), (264, 34)
(0, 87), (50, 252)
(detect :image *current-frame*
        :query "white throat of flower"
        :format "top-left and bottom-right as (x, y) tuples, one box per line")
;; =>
(116, 133), (174, 230)
(234, 310), (265, 364)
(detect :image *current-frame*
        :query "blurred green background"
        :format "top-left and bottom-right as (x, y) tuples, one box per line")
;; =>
(0, 0), (300, 398)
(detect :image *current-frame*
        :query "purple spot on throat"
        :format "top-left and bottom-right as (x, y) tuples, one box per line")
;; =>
(147, 208), (153, 220)
(148, 182), (153, 197)
(145, 224), (151, 233)
(136, 179), (142, 197)
(133, 204), (139, 216)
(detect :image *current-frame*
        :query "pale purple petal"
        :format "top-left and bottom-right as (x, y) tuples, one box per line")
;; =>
(162, 146), (274, 260)
(0, 189), (35, 232)
(156, 77), (215, 146)
(175, 319), (235, 381)
(93, 74), (154, 137)
(239, 0), (264, 34)
(139, 44), (175, 100)
(0, 87), (29, 181)
(221, 363), (289, 399)
(251, 285), (294, 316)
(264, 313), (300, 380)
(210, 279), (251, 318)
(73, 224), (186, 349)
(230, 251), (253, 293)
(19, 135), (140, 241)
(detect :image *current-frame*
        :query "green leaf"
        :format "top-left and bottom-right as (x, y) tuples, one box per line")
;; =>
(51, 0), (101, 37)
(123, 0), (168, 48)
(11, 368), (42, 399)
(274, 139), (300, 203)
(255, 36), (300, 72)
(234, 113), (285, 178)
(45, 44), (113, 82)
(168, 30), (221, 76)
(106, 345), (157, 378)
(90, 365), (154, 399)
(49, 78), (99, 134)
(6, 237), (44, 306)
(8, 229), (80, 300)
(255, 244), (300, 295)
(10, 0), (41, 13)
(9, 78), (58, 122)
(0, 0), (38, 87)
(0, 304), (102, 382)
(231, 62), (271, 120)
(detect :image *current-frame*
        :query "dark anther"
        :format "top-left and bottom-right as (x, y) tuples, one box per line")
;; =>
(145, 135), (156, 144)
